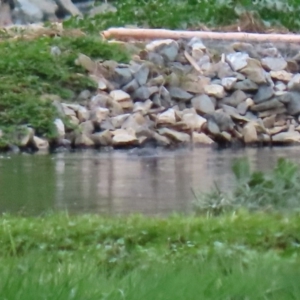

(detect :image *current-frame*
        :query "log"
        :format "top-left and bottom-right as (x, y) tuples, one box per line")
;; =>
(101, 28), (300, 43)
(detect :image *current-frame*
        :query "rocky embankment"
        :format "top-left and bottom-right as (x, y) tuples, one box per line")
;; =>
(17, 37), (300, 152)
(3, 34), (300, 152)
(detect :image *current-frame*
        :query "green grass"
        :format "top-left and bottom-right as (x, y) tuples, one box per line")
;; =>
(66, 0), (300, 33)
(1, 212), (300, 299)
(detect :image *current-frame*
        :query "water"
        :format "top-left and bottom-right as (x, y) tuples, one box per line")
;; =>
(1, 146), (300, 216)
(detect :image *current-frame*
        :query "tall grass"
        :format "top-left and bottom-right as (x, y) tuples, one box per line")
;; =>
(194, 158), (300, 215)
(1, 250), (300, 300)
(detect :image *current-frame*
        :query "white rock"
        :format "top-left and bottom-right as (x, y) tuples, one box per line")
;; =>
(33, 136), (49, 150)
(192, 132), (214, 145)
(157, 108), (176, 125)
(226, 52), (249, 71)
(112, 129), (138, 146)
(204, 84), (225, 98)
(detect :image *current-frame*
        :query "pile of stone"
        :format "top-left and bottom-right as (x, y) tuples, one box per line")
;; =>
(15, 37), (300, 151)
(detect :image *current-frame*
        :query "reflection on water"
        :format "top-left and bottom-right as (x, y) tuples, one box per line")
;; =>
(1, 146), (300, 215)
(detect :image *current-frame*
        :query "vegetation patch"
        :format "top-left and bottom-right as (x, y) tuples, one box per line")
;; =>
(0, 26), (130, 146)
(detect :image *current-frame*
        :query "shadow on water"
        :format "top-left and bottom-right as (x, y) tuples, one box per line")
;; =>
(1, 146), (300, 215)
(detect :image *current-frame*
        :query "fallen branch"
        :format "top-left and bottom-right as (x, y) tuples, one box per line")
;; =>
(101, 28), (300, 43)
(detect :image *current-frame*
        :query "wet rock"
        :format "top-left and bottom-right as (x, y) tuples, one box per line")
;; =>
(158, 128), (190, 143)
(270, 70), (293, 82)
(75, 134), (95, 147)
(90, 130), (112, 146)
(19, 127), (34, 147)
(233, 79), (258, 92)
(226, 52), (249, 71)
(191, 94), (215, 114)
(146, 39), (179, 62)
(251, 99), (283, 112)
(112, 129), (138, 146)
(152, 131), (171, 146)
(168, 86), (193, 101)
(242, 122), (258, 143)
(272, 131), (300, 143)
(33, 136), (49, 151)
(204, 84), (225, 99)
(253, 85), (274, 103)
(222, 90), (247, 107)
(182, 113), (207, 131)
(192, 132), (214, 145)
(261, 57), (287, 71)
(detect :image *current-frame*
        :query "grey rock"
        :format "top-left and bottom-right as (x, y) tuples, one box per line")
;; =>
(222, 90), (247, 107)
(134, 64), (150, 86)
(191, 95), (215, 114)
(132, 86), (151, 101)
(146, 39), (179, 62)
(147, 52), (165, 66)
(253, 85), (274, 103)
(233, 79), (258, 92)
(168, 87), (193, 101)
(261, 57), (287, 71)
(209, 111), (235, 132)
(122, 79), (139, 93)
(251, 99), (283, 112)
(286, 92), (300, 115)
(113, 67), (133, 86)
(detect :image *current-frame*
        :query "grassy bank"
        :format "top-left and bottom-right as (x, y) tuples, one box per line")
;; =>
(1, 212), (300, 299)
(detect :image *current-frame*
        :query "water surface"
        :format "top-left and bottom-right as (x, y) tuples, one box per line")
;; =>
(1, 147), (299, 215)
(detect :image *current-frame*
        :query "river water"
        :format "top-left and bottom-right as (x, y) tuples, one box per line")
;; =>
(1, 146), (300, 216)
